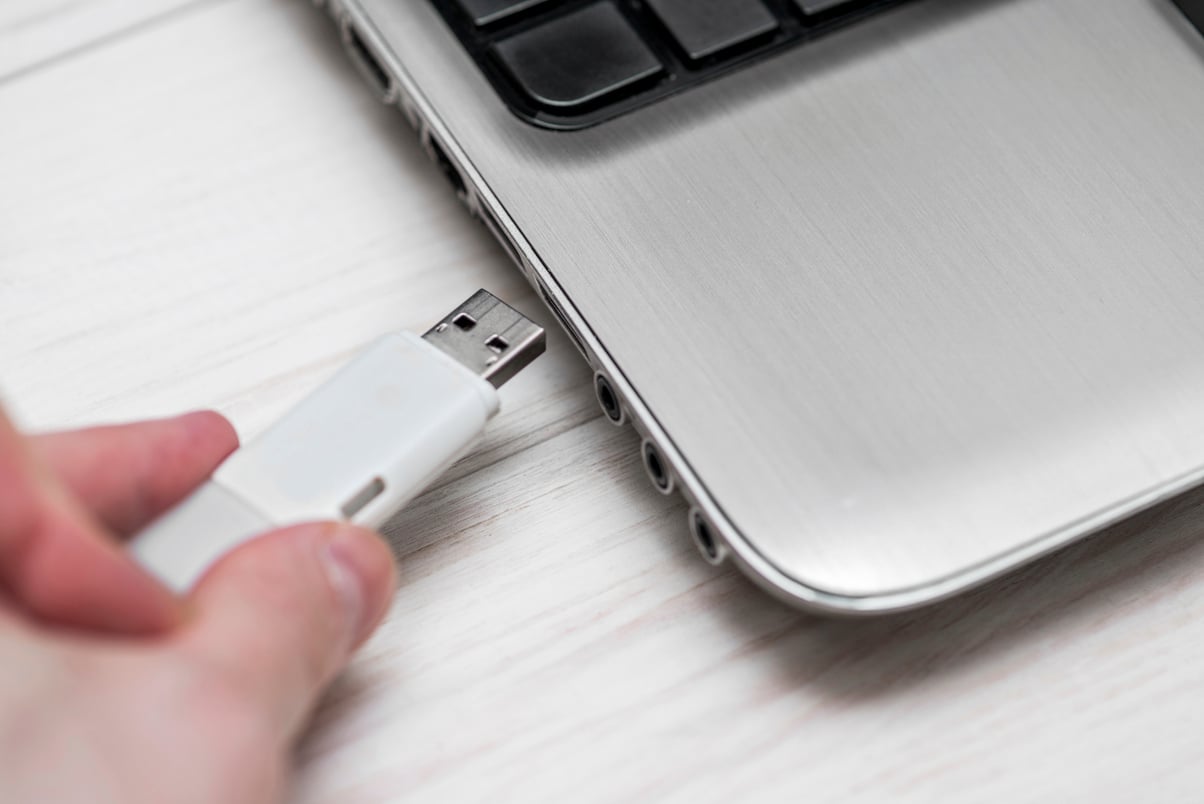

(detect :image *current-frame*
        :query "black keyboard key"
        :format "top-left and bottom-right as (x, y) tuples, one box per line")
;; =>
(1174, 0), (1204, 36)
(455, 0), (554, 27)
(648, 0), (778, 63)
(491, 3), (663, 111)
(430, 0), (917, 128)
(795, 0), (858, 14)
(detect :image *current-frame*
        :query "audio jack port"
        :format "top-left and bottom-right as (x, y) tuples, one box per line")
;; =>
(690, 508), (726, 565)
(594, 372), (625, 425)
(642, 439), (674, 495)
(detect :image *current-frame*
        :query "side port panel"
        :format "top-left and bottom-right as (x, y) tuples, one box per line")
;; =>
(333, 6), (742, 590)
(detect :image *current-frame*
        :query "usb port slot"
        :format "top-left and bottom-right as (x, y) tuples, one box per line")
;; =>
(425, 133), (467, 198)
(343, 23), (394, 101)
(539, 283), (587, 358)
(478, 202), (522, 267)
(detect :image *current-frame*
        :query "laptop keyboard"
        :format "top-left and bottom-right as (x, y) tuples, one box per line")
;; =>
(429, 0), (917, 129)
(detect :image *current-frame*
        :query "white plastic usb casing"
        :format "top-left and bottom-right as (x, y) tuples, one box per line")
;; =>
(131, 290), (545, 591)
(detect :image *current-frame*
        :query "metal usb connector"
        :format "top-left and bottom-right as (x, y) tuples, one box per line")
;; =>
(423, 289), (545, 387)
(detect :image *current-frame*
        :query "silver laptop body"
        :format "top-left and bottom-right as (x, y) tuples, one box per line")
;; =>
(320, 0), (1204, 613)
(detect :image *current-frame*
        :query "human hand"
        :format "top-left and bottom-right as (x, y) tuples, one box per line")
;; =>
(0, 405), (396, 803)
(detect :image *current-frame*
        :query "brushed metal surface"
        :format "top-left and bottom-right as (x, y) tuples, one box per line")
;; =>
(346, 0), (1204, 610)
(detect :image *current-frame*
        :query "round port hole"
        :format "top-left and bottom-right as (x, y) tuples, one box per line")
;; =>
(594, 373), (624, 424)
(642, 440), (673, 495)
(690, 509), (725, 565)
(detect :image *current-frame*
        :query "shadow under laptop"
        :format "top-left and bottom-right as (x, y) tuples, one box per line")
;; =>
(704, 480), (1204, 702)
(287, 0), (1204, 711)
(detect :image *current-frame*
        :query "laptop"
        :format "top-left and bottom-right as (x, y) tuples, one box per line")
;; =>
(316, 0), (1204, 613)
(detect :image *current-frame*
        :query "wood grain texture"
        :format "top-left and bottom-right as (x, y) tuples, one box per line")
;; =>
(0, 0), (215, 82)
(4, 1), (1204, 801)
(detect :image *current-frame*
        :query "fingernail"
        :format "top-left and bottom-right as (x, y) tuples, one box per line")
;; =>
(319, 539), (367, 650)
(317, 525), (390, 649)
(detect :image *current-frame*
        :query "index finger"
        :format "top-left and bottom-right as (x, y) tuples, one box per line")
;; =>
(32, 412), (239, 536)
(0, 405), (183, 633)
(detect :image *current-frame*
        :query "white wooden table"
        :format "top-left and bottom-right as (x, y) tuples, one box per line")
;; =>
(5, 2), (1204, 801)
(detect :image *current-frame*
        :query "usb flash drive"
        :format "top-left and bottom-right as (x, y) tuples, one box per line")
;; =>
(130, 289), (546, 591)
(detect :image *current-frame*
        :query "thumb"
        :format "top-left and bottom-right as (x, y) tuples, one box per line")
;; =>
(179, 522), (396, 739)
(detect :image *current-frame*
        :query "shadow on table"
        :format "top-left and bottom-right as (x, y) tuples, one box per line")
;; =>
(704, 481), (1204, 701)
